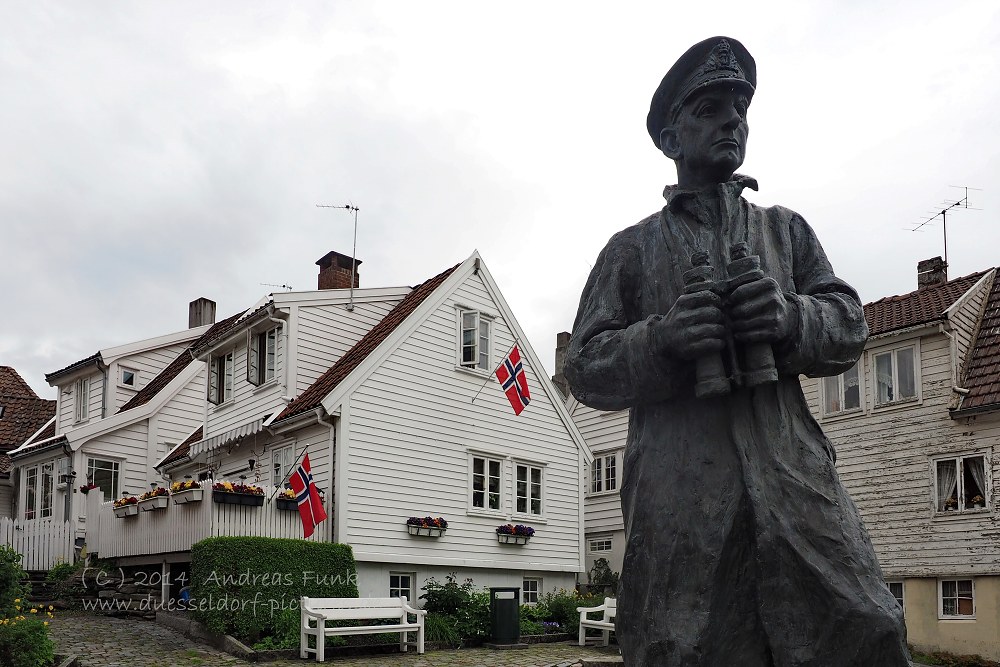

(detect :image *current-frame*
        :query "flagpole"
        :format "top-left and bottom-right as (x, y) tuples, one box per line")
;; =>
(267, 445), (309, 502)
(470, 338), (521, 404)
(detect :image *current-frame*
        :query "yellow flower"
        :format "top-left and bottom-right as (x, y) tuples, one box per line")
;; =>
(30, 608), (37, 613)
(44, 621), (49, 626)
(48, 605), (53, 611)
(13, 599), (19, 604)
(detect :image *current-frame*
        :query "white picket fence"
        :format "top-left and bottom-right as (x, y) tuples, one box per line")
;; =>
(88, 486), (325, 558)
(0, 517), (75, 571)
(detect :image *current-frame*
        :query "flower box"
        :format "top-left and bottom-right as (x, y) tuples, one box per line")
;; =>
(407, 525), (446, 538)
(276, 497), (299, 511)
(172, 488), (204, 505)
(497, 533), (530, 545)
(213, 491), (265, 506)
(113, 504), (138, 518)
(138, 495), (169, 512)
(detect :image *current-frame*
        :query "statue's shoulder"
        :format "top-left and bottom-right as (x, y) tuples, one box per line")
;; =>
(604, 210), (663, 247)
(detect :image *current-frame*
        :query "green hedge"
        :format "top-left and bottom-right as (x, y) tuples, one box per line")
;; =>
(190, 536), (358, 644)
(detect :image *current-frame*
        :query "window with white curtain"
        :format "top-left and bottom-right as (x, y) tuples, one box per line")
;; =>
(823, 362), (862, 415)
(934, 454), (988, 513)
(873, 346), (917, 407)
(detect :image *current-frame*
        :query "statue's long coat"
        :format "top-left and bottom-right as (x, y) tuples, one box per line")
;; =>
(565, 177), (910, 666)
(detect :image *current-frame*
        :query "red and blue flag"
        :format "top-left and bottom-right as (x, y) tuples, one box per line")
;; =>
(290, 453), (328, 538)
(496, 345), (530, 415)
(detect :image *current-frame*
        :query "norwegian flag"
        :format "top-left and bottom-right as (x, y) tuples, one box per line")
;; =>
(495, 345), (531, 415)
(289, 454), (328, 538)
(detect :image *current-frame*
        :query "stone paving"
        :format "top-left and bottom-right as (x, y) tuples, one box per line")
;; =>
(49, 612), (621, 667)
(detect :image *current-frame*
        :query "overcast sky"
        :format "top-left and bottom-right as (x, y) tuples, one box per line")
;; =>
(3, 1), (999, 399)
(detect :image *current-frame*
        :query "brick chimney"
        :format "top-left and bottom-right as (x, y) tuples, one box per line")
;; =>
(189, 298), (217, 328)
(552, 331), (572, 397)
(917, 257), (948, 289)
(316, 251), (361, 290)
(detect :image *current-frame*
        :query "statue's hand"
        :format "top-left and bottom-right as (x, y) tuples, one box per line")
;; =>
(728, 277), (793, 343)
(654, 290), (727, 361)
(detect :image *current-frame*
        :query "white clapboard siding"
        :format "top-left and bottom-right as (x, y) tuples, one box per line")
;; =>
(111, 342), (190, 413)
(342, 271), (582, 572)
(0, 518), (74, 571)
(802, 329), (1000, 577)
(572, 402), (628, 535)
(91, 486), (324, 559)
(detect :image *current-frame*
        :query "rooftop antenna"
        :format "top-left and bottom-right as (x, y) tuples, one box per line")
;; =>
(260, 282), (293, 292)
(315, 203), (360, 311)
(910, 186), (981, 267)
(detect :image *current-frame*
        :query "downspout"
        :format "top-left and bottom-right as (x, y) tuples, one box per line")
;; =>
(62, 441), (74, 525)
(268, 307), (292, 403)
(99, 358), (109, 418)
(314, 408), (337, 542)
(938, 322), (971, 396)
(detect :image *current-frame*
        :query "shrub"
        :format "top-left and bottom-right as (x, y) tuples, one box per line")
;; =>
(45, 559), (76, 583)
(0, 546), (28, 613)
(541, 589), (603, 633)
(588, 558), (619, 592)
(424, 612), (461, 647)
(0, 615), (55, 667)
(420, 573), (475, 615)
(190, 536), (358, 644)
(454, 589), (490, 641)
(520, 616), (544, 635)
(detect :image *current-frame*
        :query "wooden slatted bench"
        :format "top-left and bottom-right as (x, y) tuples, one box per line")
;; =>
(300, 596), (426, 662)
(577, 596), (616, 646)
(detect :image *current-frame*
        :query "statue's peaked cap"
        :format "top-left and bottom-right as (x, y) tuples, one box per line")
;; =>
(647, 37), (756, 149)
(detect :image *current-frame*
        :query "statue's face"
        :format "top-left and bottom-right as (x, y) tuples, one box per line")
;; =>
(670, 86), (749, 183)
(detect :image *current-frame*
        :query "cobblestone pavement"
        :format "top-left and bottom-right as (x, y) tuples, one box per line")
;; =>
(50, 612), (620, 667)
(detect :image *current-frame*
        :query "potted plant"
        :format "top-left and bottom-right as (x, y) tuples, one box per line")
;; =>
(276, 488), (299, 511)
(113, 494), (139, 518)
(138, 486), (170, 511)
(944, 497), (958, 511)
(171, 479), (203, 504)
(496, 523), (534, 544)
(970, 494), (985, 509)
(211, 481), (265, 506)
(406, 516), (448, 537)
(79, 482), (98, 495)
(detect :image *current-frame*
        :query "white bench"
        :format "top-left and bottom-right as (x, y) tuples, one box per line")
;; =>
(577, 596), (616, 646)
(300, 596), (426, 662)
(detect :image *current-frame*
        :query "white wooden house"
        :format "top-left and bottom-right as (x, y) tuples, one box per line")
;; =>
(0, 367), (56, 519)
(7, 303), (218, 547)
(142, 252), (591, 603)
(799, 259), (1000, 660)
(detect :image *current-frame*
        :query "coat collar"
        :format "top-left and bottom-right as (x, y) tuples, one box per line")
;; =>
(663, 173), (758, 213)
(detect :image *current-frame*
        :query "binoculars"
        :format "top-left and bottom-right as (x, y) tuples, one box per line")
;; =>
(681, 243), (779, 398)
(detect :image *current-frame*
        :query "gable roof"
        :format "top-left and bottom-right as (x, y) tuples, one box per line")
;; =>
(156, 426), (202, 469)
(0, 395), (56, 453)
(45, 353), (102, 384)
(118, 311), (246, 414)
(272, 264), (459, 424)
(956, 273), (1000, 413)
(864, 271), (989, 337)
(0, 367), (38, 398)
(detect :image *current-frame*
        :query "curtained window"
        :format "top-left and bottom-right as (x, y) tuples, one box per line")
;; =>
(935, 455), (988, 512)
(874, 346), (918, 407)
(823, 362), (862, 415)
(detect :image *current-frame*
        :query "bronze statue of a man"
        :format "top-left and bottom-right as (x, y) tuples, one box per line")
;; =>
(565, 37), (910, 666)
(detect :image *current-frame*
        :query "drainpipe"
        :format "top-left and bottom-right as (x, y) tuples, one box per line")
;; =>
(314, 408), (336, 541)
(938, 323), (971, 396)
(99, 359), (109, 418)
(268, 307), (292, 403)
(62, 441), (74, 526)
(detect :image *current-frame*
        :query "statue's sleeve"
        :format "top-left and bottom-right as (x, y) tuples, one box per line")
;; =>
(564, 232), (687, 410)
(774, 212), (868, 377)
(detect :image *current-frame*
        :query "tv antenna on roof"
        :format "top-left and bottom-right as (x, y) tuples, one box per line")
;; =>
(260, 283), (293, 292)
(910, 186), (981, 267)
(315, 202), (360, 311)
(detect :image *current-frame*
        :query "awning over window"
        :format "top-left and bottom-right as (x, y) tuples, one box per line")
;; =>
(189, 419), (265, 457)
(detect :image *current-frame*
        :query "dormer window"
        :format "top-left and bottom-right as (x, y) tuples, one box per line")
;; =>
(119, 367), (139, 389)
(208, 351), (234, 405)
(248, 327), (278, 386)
(74, 377), (90, 422)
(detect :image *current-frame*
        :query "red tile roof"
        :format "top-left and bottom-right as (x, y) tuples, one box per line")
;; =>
(0, 367), (38, 398)
(157, 426), (202, 468)
(118, 311), (246, 414)
(864, 271), (989, 336)
(190, 304), (270, 357)
(0, 396), (56, 453)
(957, 272), (1000, 412)
(273, 264), (459, 424)
(45, 353), (102, 384)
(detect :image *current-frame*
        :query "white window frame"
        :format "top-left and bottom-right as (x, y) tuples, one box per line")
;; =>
(588, 537), (613, 553)
(932, 453), (989, 514)
(74, 377), (90, 423)
(872, 343), (920, 408)
(514, 461), (544, 517)
(87, 457), (121, 501)
(468, 453), (504, 514)
(457, 309), (492, 372)
(118, 366), (139, 390)
(389, 572), (416, 603)
(208, 350), (235, 405)
(522, 577), (541, 605)
(23, 462), (55, 520)
(271, 444), (296, 487)
(821, 361), (863, 417)
(247, 327), (279, 387)
(886, 581), (904, 615)
(938, 578), (975, 619)
(590, 453), (618, 495)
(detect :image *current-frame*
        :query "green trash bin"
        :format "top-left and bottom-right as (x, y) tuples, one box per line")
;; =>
(489, 587), (521, 644)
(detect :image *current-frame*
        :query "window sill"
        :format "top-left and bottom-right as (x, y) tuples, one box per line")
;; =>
(252, 380), (278, 395)
(873, 397), (920, 412)
(466, 508), (505, 519)
(938, 616), (976, 622)
(587, 490), (620, 498)
(511, 514), (547, 524)
(210, 399), (235, 413)
(820, 407), (865, 422)
(933, 507), (990, 518)
(455, 365), (491, 379)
